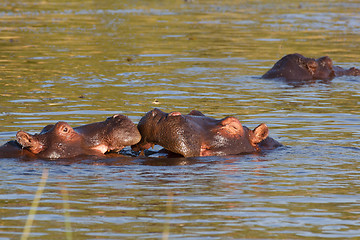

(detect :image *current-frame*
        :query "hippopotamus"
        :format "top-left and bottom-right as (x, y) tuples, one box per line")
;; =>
(0, 114), (141, 159)
(262, 53), (360, 82)
(132, 108), (281, 157)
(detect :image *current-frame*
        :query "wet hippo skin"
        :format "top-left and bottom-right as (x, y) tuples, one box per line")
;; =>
(132, 108), (281, 157)
(0, 114), (141, 159)
(262, 53), (360, 81)
(54, 114), (141, 154)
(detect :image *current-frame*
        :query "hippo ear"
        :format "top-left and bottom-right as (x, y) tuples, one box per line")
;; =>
(251, 123), (269, 144)
(220, 117), (244, 135)
(16, 131), (34, 148)
(16, 131), (44, 154)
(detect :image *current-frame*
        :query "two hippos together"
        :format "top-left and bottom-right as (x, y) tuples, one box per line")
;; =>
(0, 108), (282, 159)
(1, 53), (359, 159)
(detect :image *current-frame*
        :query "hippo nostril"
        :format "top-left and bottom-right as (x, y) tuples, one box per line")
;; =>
(151, 109), (160, 117)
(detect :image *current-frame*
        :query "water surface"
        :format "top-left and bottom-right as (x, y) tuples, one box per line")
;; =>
(1, 0), (360, 239)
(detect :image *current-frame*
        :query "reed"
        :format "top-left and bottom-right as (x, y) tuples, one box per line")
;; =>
(61, 184), (73, 240)
(162, 191), (173, 240)
(21, 168), (49, 240)
(20, 168), (74, 240)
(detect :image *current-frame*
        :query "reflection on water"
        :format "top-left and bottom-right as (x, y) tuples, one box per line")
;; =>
(2, 146), (360, 239)
(1, 0), (360, 239)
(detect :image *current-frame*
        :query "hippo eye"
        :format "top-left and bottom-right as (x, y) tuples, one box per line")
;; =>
(63, 127), (68, 133)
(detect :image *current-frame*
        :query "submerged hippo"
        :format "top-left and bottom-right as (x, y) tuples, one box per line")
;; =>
(262, 53), (360, 82)
(132, 108), (281, 157)
(0, 114), (141, 159)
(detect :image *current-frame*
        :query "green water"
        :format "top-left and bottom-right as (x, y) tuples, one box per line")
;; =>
(1, 0), (360, 239)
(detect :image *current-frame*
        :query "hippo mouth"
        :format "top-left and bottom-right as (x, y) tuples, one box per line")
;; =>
(90, 144), (121, 154)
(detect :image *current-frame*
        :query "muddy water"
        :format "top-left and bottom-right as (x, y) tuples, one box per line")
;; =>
(1, 0), (360, 239)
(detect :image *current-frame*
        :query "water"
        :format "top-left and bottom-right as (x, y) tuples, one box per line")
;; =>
(1, 0), (360, 239)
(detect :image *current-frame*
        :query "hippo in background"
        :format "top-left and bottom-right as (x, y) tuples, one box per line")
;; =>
(132, 108), (281, 158)
(0, 114), (141, 159)
(262, 53), (360, 82)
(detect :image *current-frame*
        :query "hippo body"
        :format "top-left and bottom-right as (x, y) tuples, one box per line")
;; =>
(132, 108), (281, 158)
(0, 114), (141, 159)
(262, 53), (360, 82)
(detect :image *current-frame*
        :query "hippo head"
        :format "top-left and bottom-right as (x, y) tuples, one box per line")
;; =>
(312, 56), (335, 80)
(262, 53), (335, 81)
(15, 114), (141, 159)
(132, 108), (269, 157)
(74, 114), (141, 153)
(132, 108), (204, 157)
(16, 121), (96, 159)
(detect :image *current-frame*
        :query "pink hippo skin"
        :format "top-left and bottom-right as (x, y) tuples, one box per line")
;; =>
(0, 114), (141, 159)
(262, 53), (360, 82)
(132, 108), (281, 157)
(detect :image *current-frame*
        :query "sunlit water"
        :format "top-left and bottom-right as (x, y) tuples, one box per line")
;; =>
(1, 0), (360, 239)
